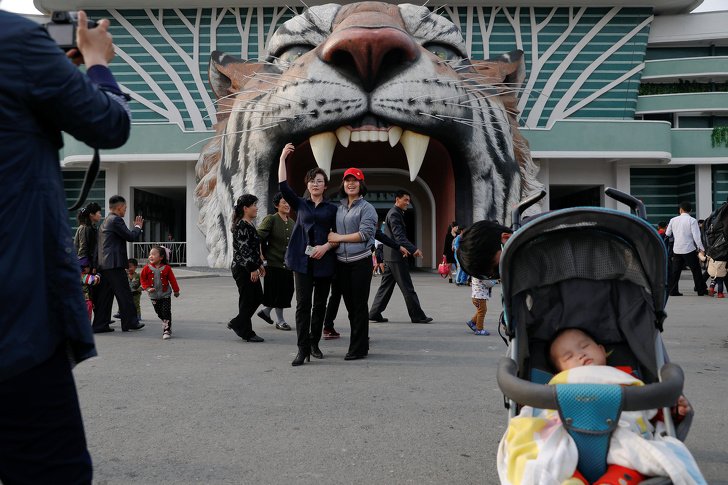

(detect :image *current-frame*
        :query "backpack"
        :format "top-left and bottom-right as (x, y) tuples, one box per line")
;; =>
(703, 202), (728, 261)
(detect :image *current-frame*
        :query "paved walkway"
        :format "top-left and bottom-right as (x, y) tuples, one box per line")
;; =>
(77, 273), (727, 484)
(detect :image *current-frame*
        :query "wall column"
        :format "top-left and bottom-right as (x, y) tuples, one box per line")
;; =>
(186, 160), (208, 267)
(696, 164), (713, 219)
(103, 164), (120, 216)
(614, 162), (631, 213)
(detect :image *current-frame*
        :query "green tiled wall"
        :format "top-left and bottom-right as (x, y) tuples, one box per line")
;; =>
(88, 6), (650, 130)
(712, 166), (728, 211)
(630, 166), (696, 225)
(63, 170), (107, 232)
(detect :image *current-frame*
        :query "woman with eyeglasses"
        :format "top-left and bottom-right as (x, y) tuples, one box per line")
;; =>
(278, 143), (338, 366)
(327, 168), (378, 361)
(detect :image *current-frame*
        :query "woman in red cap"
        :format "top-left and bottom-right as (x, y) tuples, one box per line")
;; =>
(328, 168), (378, 360)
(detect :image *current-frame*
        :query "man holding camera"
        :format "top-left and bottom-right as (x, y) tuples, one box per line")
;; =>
(0, 9), (130, 484)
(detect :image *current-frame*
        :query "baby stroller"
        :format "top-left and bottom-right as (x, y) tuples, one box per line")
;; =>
(496, 188), (695, 484)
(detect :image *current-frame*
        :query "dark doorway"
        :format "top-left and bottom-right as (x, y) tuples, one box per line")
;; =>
(549, 185), (603, 210)
(133, 187), (186, 243)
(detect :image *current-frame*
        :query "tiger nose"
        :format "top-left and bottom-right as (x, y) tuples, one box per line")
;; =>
(320, 27), (420, 91)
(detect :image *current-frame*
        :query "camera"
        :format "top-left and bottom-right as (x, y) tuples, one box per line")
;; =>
(45, 11), (97, 51)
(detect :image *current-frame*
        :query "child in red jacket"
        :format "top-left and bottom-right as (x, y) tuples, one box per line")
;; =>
(140, 246), (180, 339)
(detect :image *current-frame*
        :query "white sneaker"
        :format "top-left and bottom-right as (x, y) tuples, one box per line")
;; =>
(162, 331), (171, 340)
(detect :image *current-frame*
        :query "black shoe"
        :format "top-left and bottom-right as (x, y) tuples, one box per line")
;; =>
(122, 323), (145, 332)
(310, 344), (324, 359)
(292, 349), (310, 366)
(257, 310), (274, 325)
(113, 312), (121, 319)
(412, 317), (433, 324)
(344, 353), (367, 361)
(669, 292), (683, 296)
(227, 321), (243, 338)
(93, 326), (115, 334)
(369, 315), (388, 323)
(243, 334), (264, 342)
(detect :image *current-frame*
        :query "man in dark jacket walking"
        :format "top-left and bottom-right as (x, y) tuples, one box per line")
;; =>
(0, 10), (130, 483)
(369, 190), (433, 323)
(93, 195), (145, 333)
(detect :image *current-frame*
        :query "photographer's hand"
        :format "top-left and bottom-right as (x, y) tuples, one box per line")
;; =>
(76, 11), (114, 67)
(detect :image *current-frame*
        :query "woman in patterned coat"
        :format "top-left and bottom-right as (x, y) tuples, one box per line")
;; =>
(228, 194), (266, 342)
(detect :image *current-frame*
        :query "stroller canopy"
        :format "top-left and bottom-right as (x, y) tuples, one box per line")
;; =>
(501, 207), (668, 320)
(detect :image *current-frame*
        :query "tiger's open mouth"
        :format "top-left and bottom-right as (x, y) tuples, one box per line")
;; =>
(283, 114), (459, 232)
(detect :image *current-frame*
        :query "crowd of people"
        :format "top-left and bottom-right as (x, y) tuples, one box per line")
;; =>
(659, 200), (728, 298)
(226, 143), (433, 365)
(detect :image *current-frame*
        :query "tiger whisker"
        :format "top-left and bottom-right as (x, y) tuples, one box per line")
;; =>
(442, 101), (524, 118)
(185, 121), (288, 150)
(418, 112), (516, 135)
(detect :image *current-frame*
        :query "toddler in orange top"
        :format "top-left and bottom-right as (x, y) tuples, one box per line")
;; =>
(140, 246), (180, 340)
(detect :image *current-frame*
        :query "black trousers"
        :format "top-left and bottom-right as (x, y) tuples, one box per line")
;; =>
(323, 273), (341, 329)
(294, 271), (331, 350)
(339, 258), (373, 357)
(93, 267), (138, 330)
(369, 261), (426, 321)
(668, 250), (707, 295)
(0, 346), (92, 484)
(231, 267), (263, 339)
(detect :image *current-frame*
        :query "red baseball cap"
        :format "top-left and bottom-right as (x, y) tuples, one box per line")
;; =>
(343, 167), (365, 181)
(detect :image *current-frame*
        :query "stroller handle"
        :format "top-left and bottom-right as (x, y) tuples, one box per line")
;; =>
(497, 358), (684, 411)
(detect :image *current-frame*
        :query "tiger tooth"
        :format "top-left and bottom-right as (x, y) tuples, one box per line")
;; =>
(400, 130), (430, 181)
(309, 132), (337, 177)
(335, 126), (351, 147)
(378, 131), (388, 142)
(388, 126), (403, 147)
(351, 131), (361, 142)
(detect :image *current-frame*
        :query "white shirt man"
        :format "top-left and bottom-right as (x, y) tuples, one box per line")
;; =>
(666, 212), (704, 254)
(666, 203), (707, 296)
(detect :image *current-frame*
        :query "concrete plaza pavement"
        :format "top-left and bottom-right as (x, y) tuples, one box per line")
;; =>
(76, 272), (728, 484)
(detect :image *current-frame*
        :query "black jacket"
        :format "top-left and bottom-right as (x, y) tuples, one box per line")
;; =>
(0, 11), (130, 381)
(97, 213), (142, 270)
(383, 206), (417, 262)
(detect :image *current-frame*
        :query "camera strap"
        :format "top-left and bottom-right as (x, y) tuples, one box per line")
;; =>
(68, 148), (100, 211)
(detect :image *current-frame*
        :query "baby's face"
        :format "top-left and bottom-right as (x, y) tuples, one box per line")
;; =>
(550, 329), (607, 372)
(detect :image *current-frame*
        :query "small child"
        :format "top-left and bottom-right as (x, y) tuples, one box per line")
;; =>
(467, 277), (496, 335)
(140, 246), (180, 340)
(706, 256), (726, 298)
(127, 258), (142, 321)
(498, 327), (704, 485)
(548, 328), (694, 485)
(80, 258), (101, 323)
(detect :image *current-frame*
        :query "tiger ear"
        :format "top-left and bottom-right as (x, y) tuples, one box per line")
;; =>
(208, 51), (266, 99)
(470, 49), (526, 90)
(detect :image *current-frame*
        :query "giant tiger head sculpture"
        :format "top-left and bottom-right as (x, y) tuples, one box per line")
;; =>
(196, 1), (542, 267)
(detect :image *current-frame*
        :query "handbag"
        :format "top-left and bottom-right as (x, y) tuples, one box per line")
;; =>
(438, 256), (450, 278)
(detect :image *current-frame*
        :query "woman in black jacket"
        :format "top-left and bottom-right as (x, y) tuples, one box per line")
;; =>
(278, 143), (339, 366)
(442, 222), (459, 284)
(73, 202), (103, 268)
(228, 194), (266, 342)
